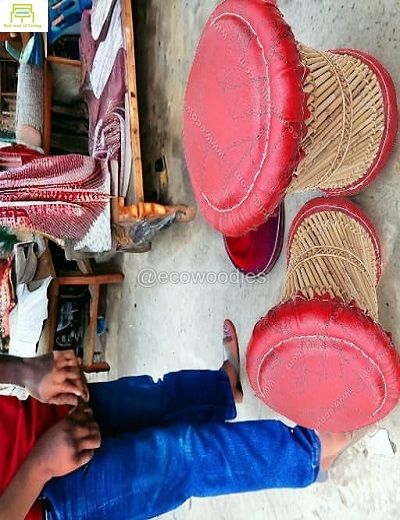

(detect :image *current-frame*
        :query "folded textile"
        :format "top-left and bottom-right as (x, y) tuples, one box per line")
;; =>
(80, 7), (127, 192)
(9, 276), (52, 358)
(91, 0), (116, 40)
(0, 144), (43, 168)
(0, 154), (112, 253)
(14, 242), (38, 285)
(80, 10), (126, 143)
(92, 109), (126, 192)
(0, 258), (14, 338)
(90, 0), (123, 99)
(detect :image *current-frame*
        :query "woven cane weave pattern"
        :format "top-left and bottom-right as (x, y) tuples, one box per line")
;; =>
(282, 211), (379, 320)
(289, 45), (385, 191)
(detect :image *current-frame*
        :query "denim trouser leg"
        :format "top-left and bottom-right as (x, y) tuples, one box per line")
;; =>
(88, 369), (237, 434)
(43, 371), (320, 520)
(43, 421), (320, 520)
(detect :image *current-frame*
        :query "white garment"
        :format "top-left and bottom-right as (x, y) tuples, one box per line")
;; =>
(91, 0), (116, 40)
(9, 277), (52, 358)
(90, 0), (124, 99)
(74, 203), (112, 253)
(0, 384), (29, 400)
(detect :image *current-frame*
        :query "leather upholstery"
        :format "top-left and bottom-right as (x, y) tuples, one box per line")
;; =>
(184, 0), (307, 236)
(246, 294), (400, 432)
(224, 202), (284, 275)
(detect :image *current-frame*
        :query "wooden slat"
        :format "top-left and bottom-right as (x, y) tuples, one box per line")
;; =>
(38, 240), (58, 354)
(46, 56), (81, 68)
(83, 362), (111, 373)
(121, 0), (144, 203)
(83, 284), (101, 367)
(42, 279), (59, 353)
(43, 59), (52, 155)
(57, 273), (124, 286)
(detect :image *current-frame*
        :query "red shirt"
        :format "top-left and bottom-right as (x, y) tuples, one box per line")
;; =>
(0, 396), (69, 520)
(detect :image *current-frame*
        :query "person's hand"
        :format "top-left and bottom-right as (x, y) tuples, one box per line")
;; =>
(24, 350), (89, 406)
(32, 403), (101, 479)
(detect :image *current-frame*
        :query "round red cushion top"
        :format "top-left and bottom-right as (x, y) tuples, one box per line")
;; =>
(246, 295), (400, 432)
(184, 0), (307, 237)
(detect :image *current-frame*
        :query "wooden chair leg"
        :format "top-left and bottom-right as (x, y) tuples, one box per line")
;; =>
(83, 362), (111, 373)
(43, 60), (52, 155)
(83, 283), (101, 369)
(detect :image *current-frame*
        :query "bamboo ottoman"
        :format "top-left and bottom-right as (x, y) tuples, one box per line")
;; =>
(183, 0), (398, 275)
(246, 197), (400, 432)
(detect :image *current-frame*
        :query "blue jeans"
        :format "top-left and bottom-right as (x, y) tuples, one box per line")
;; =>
(43, 370), (320, 520)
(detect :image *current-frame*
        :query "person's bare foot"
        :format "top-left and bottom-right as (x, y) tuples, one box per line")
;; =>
(221, 319), (243, 403)
(317, 431), (354, 471)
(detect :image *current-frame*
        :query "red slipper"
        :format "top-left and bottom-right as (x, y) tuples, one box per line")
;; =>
(224, 203), (285, 277)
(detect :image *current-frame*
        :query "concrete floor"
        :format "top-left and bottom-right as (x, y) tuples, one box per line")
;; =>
(104, 1), (400, 518)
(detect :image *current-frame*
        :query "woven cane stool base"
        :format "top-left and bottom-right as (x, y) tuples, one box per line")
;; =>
(290, 47), (387, 193)
(184, 0), (398, 238)
(246, 198), (400, 432)
(283, 197), (381, 320)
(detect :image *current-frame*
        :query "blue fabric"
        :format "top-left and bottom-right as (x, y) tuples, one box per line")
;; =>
(5, 33), (44, 65)
(43, 370), (320, 520)
(48, 0), (92, 44)
(88, 370), (237, 434)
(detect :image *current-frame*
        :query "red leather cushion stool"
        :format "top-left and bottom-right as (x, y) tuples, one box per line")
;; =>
(183, 0), (398, 276)
(246, 197), (400, 432)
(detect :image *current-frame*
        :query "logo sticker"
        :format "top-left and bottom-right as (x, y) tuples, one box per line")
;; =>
(0, 0), (48, 32)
